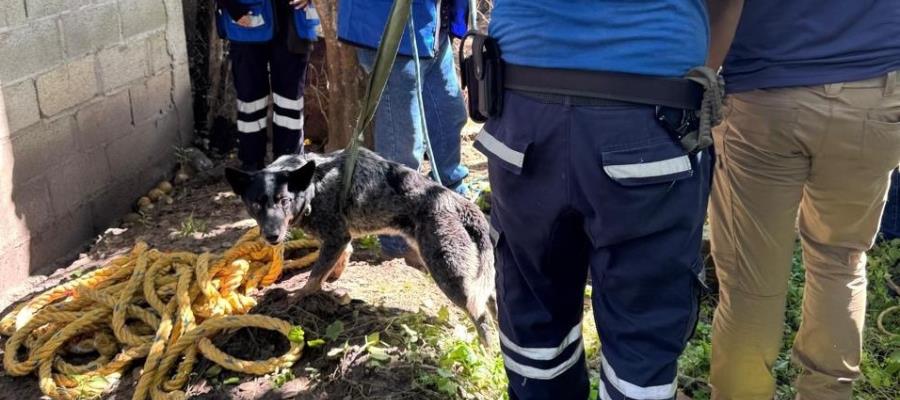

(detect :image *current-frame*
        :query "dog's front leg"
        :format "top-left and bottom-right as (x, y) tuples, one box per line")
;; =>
(291, 235), (352, 298)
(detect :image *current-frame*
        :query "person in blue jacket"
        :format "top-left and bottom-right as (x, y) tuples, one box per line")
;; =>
(337, 0), (471, 263)
(479, 1), (720, 399)
(217, 0), (318, 171)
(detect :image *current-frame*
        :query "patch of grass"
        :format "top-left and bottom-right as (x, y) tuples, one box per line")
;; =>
(178, 212), (209, 238)
(679, 239), (900, 400)
(356, 235), (381, 256)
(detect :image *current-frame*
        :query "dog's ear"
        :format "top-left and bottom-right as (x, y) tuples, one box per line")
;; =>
(286, 161), (316, 193)
(225, 167), (252, 196)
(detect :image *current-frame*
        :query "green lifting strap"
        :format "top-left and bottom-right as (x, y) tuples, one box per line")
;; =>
(339, 0), (412, 209)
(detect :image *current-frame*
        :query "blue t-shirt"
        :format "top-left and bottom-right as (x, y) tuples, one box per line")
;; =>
(723, 1), (900, 93)
(488, 0), (709, 78)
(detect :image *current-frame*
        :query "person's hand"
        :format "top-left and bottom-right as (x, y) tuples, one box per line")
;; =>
(289, 0), (309, 9)
(236, 14), (253, 27)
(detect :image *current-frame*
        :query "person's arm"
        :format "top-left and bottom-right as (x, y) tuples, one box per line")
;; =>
(217, 0), (251, 24)
(706, 0), (745, 71)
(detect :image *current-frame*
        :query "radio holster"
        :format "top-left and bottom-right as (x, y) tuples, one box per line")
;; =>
(459, 32), (504, 123)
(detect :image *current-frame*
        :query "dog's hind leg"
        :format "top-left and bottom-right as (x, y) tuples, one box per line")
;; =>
(292, 233), (352, 298)
(414, 222), (494, 348)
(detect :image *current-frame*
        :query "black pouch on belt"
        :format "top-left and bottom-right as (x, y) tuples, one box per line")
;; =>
(459, 32), (503, 123)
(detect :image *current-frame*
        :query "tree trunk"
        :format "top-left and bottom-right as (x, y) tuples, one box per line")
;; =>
(315, 0), (366, 152)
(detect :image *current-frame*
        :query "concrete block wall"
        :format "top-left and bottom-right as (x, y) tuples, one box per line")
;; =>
(0, 0), (193, 293)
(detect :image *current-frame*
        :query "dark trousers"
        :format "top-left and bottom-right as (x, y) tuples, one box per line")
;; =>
(881, 168), (900, 239)
(230, 39), (310, 169)
(476, 92), (711, 400)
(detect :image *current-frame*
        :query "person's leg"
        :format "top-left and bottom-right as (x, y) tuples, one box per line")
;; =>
(356, 48), (430, 257)
(422, 36), (469, 193)
(879, 168), (900, 240)
(707, 90), (810, 399)
(230, 42), (271, 170)
(269, 39), (311, 158)
(567, 102), (710, 400)
(792, 73), (900, 400)
(479, 92), (590, 399)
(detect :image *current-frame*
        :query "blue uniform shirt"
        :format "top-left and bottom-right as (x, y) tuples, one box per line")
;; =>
(723, 0), (900, 93)
(488, 0), (709, 78)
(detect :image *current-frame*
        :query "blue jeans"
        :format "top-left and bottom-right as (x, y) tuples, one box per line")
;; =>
(357, 36), (470, 256)
(881, 168), (900, 240)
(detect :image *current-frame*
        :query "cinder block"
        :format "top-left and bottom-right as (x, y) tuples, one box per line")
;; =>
(129, 71), (172, 123)
(24, 0), (90, 19)
(119, 0), (166, 38)
(89, 173), (139, 229)
(98, 42), (148, 91)
(0, 18), (62, 82)
(10, 116), (78, 185)
(75, 89), (133, 150)
(1, 79), (39, 133)
(105, 119), (158, 176)
(29, 204), (94, 274)
(10, 174), (54, 234)
(172, 62), (193, 142)
(36, 57), (98, 116)
(0, 240), (30, 293)
(0, 0), (27, 29)
(60, 3), (121, 57)
(147, 31), (171, 73)
(47, 148), (111, 216)
(163, 0), (188, 65)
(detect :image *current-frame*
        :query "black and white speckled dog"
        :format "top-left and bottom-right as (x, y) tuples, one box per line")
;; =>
(225, 148), (497, 345)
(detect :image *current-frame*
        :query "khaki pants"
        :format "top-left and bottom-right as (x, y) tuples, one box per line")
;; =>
(708, 71), (900, 400)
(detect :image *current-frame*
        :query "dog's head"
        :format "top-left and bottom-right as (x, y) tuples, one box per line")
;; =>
(225, 161), (317, 245)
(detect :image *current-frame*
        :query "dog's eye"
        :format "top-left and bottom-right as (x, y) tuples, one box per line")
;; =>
(279, 197), (292, 207)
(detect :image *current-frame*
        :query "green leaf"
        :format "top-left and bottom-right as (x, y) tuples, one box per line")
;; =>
(306, 339), (326, 348)
(288, 326), (305, 344)
(365, 332), (381, 346)
(437, 306), (450, 323)
(401, 323), (419, 343)
(367, 346), (390, 361)
(204, 365), (222, 378)
(436, 368), (454, 378)
(324, 320), (345, 341)
(223, 377), (240, 385)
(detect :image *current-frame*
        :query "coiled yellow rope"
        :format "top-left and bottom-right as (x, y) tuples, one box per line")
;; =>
(0, 227), (320, 400)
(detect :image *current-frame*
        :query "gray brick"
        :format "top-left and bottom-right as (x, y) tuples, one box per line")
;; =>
(10, 174), (54, 234)
(147, 31), (170, 73)
(163, 0), (187, 65)
(1, 79), (39, 133)
(119, 0), (165, 38)
(172, 62), (193, 142)
(89, 173), (137, 229)
(75, 89), (132, 149)
(36, 56), (98, 116)
(1, 0), (27, 28)
(0, 18), (62, 82)
(29, 203), (94, 273)
(10, 115), (77, 184)
(24, 0), (90, 19)
(60, 3), (120, 57)
(47, 148), (111, 215)
(98, 42), (147, 91)
(105, 118), (158, 176)
(129, 70), (172, 123)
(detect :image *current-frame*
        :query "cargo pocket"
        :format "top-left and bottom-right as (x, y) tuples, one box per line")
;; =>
(602, 139), (693, 186)
(474, 120), (531, 175)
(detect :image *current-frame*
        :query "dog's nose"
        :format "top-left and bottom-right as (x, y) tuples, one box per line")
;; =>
(265, 234), (280, 244)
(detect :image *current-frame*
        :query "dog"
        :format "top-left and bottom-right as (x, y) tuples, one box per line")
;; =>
(225, 148), (497, 345)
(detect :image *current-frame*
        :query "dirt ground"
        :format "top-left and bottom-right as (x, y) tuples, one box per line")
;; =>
(0, 126), (494, 400)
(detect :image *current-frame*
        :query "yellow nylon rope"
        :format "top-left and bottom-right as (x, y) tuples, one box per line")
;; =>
(0, 227), (319, 400)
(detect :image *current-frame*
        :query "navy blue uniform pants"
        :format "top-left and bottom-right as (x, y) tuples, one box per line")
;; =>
(230, 39), (310, 169)
(476, 92), (710, 400)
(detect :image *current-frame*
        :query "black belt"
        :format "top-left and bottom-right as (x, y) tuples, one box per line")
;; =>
(503, 64), (704, 110)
